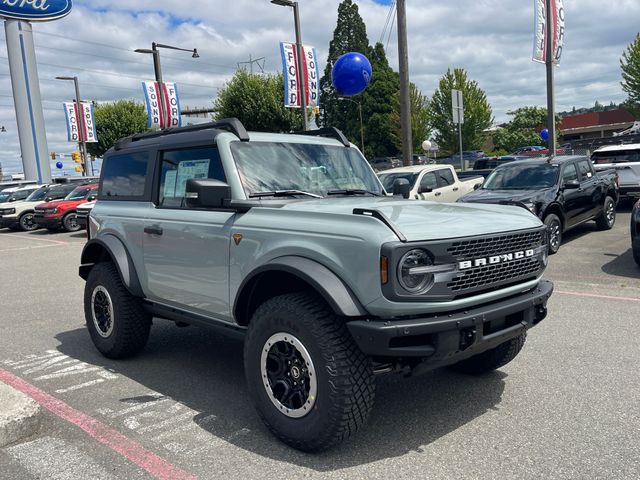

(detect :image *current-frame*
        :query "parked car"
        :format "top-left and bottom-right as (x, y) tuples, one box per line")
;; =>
(34, 183), (98, 232)
(511, 146), (546, 155)
(591, 143), (640, 200)
(79, 118), (552, 452)
(76, 200), (96, 230)
(412, 154), (433, 165)
(370, 156), (401, 171)
(0, 180), (38, 192)
(632, 199), (640, 266)
(378, 165), (483, 202)
(458, 156), (619, 254)
(473, 155), (529, 170)
(0, 183), (78, 231)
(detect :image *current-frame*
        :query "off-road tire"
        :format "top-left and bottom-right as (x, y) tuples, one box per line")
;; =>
(544, 214), (562, 254)
(244, 292), (375, 452)
(595, 196), (616, 230)
(18, 212), (38, 231)
(449, 333), (527, 375)
(84, 262), (151, 359)
(62, 212), (81, 232)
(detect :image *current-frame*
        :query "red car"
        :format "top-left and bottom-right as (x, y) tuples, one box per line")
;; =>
(34, 183), (98, 232)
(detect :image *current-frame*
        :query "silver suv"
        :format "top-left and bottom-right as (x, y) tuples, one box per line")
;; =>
(80, 119), (553, 451)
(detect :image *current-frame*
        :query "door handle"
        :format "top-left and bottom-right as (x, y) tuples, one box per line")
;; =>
(144, 225), (163, 236)
(435, 192), (442, 196)
(453, 187), (459, 191)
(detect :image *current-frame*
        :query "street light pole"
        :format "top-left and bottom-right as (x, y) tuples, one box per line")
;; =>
(397, 0), (413, 166)
(339, 97), (364, 152)
(135, 43), (199, 130)
(271, 0), (308, 131)
(56, 76), (89, 176)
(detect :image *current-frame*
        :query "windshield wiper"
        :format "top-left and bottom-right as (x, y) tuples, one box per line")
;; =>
(249, 190), (322, 199)
(326, 189), (382, 197)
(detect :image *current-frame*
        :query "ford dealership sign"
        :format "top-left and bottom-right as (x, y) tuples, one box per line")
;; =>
(0, 0), (72, 22)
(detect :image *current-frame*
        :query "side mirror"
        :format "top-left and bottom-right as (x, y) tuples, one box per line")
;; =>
(185, 178), (231, 208)
(8, 197), (16, 202)
(392, 178), (411, 199)
(563, 180), (580, 190)
(417, 186), (432, 194)
(45, 196), (53, 202)
(88, 195), (97, 202)
(474, 183), (481, 190)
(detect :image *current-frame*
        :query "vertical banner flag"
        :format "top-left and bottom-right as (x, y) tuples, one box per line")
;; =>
(533, 0), (565, 65)
(63, 102), (98, 143)
(280, 42), (320, 108)
(142, 81), (182, 129)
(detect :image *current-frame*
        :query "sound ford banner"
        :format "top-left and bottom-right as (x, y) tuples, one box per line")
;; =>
(142, 81), (182, 129)
(280, 42), (320, 108)
(63, 102), (97, 143)
(533, 0), (565, 65)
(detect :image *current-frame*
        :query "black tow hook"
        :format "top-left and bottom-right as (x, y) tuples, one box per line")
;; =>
(459, 328), (476, 351)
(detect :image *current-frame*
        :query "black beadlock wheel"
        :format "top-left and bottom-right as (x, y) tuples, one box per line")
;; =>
(595, 196), (616, 230)
(18, 212), (38, 231)
(62, 212), (81, 232)
(84, 262), (151, 359)
(244, 292), (375, 452)
(544, 214), (562, 254)
(449, 333), (527, 375)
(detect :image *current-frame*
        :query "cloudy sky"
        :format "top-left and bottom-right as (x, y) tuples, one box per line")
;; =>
(0, 0), (638, 175)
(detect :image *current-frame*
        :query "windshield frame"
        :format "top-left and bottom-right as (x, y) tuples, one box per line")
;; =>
(482, 163), (560, 191)
(64, 186), (95, 201)
(229, 140), (385, 199)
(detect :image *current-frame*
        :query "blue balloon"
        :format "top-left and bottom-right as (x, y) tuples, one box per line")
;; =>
(540, 128), (549, 141)
(55, 161), (63, 169)
(331, 52), (372, 97)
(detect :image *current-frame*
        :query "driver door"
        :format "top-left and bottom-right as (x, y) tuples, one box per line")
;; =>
(417, 171), (440, 200)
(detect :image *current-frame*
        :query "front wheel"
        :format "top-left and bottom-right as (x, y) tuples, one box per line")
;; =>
(18, 212), (38, 231)
(62, 212), (81, 232)
(544, 214), (562, 254)
(244, 292), (375, 452)
(595, 196), (616, 230)
(449, 333), (527, 375)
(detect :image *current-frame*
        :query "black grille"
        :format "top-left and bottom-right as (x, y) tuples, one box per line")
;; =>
(445, 228), (545, 296)
(447, 230), (544, 258)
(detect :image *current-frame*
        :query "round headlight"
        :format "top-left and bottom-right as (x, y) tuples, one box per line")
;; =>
(398, 249), (434, 294)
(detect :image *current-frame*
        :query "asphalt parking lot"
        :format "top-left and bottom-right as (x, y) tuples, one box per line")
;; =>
(0, 207), (639, 480)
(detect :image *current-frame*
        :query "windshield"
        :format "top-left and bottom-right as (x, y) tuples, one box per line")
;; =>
(65, 187), (93, 201)
(26, 186), (50, 202)
(483, 164), (559, 190)
(592, 149), (640, 164)
(230, 142), (383, 197)
(378, 172), (419, 191)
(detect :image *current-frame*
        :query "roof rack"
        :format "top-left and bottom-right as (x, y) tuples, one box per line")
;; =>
(114, 118), (249, 150)
(291, 127), (350, 147)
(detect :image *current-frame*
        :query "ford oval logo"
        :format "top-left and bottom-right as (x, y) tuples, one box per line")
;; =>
(0, 0), (72, 22)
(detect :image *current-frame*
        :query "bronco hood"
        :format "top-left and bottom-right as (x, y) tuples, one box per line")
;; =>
(281, 197), (542, 242)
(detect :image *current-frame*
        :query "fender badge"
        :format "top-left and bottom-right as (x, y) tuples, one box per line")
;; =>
(232, 233), (243, 245)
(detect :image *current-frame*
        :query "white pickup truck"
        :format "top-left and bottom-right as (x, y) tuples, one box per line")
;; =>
(378, 164), (483, 202)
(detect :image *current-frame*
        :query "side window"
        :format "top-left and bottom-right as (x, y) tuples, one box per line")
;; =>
(562, 163), (579, 183)
(100, 152), (148, 198)
(420, 172), (438, 191)
(12, 190), (31, 201)
(577, 160), (593, 180)
(436, 168), (455, 186)
(158, 146), (226, 208)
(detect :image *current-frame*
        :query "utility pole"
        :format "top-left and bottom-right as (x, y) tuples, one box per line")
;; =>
(237, 54), (266, 73)
(545, 0), (556, 156)
(397, 0), (412, 166)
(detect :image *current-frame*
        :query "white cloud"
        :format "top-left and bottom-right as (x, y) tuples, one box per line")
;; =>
(0, 0), (637, 174)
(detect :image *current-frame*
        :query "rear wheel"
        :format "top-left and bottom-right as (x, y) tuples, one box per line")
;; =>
(544, 214), (562, 254)
(244, 292), (375, 452)
(84, 262), (151, 359)
(595, 196), (616, 230)
(62, 212), (81, 232)
(18, 212), (38, 231)
(450, 333), (527, 375)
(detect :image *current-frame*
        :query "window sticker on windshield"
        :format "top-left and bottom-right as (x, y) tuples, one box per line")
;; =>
(164, 170), (178, 197)
(173, 160), (210, 197)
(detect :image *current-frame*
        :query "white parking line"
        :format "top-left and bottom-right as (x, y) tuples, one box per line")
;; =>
(0, 244), (61, 253)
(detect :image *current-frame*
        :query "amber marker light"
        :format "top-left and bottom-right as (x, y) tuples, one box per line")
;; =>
(380, 256), (389, 285)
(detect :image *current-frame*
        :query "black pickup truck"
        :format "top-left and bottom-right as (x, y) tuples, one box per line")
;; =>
(457, 156), (619, 253)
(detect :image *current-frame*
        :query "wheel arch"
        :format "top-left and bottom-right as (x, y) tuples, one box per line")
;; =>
(79, 235), (144, 297)
(542, 203), (565, 230)
(233, 256), (368, 326)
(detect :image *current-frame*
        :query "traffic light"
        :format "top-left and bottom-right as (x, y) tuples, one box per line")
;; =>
(71, 151), (80, 163)
(50, 152), (56, 160)
(74, 166), (82, 173)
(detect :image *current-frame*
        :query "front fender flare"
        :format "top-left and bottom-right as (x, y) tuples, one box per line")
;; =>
(79, 235), (144, 297)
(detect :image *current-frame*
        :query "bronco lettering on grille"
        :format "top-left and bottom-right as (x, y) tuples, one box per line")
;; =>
(458, 249), (535, 270)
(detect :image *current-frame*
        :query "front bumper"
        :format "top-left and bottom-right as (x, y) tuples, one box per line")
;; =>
(0, 216), (18, 228)
(34, 214), (62, 228)
(76, 213), (89, 228)
(347, 279), (553, 367)
(619, 186), (640, 198)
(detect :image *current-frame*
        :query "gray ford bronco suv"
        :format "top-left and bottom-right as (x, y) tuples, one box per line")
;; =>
(80, 119), (553, 451)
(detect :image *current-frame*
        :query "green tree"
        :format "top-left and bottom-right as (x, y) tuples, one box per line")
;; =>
(429, 68), (493, 154)
(621, 33), (640, 116)
(213, 70), (301, 132)
(492, 106), (560, 152)
(389, 82), (431, 153)
(86, 100), (148, 158)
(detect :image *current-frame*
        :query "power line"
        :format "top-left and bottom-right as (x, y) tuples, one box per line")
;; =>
(379, 0), (397, 45)
(386, 4), (397, 52)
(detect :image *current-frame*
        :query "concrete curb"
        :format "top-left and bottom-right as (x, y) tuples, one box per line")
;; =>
(0, 381), (42, 447)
